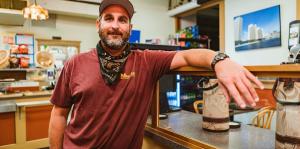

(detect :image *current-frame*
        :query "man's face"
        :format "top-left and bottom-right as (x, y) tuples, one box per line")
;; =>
(97, 5), (132, 50)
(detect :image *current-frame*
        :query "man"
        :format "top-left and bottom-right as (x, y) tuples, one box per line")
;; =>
(49, 0), (264, 148)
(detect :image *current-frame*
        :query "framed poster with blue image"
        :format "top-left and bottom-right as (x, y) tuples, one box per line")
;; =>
(234, 5), (281, 51)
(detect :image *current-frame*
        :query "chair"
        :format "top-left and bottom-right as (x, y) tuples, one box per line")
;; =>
(193, 100), (204, 114)
(251, 106), (276, 129)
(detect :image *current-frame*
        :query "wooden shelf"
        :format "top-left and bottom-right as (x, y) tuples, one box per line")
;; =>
(167, 0), (200, 17)
(0, 68), (46, 72)
(178, 38), (209, 42)
(0, 8), (25, 26)
(36, 39), (81, 53)
(130, 43), (180, 51)
(172, 64), (300, 78)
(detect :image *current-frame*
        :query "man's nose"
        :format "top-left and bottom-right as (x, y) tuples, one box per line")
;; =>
(111, 20), (120, 29)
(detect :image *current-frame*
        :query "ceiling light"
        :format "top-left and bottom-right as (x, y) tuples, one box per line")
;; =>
(23, 0), (49, 20)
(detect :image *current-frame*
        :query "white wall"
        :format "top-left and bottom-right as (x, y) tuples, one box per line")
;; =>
(0, 15), (98, 53)
(130, 0), (175, 44)
(180, 15), (197, 29)
(225, 0), (296, 65)
(0, 0), (175, 52)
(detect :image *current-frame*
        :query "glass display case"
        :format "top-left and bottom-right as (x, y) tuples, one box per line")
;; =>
(36, 39), (80, 70)
(36, 39), (80, 84)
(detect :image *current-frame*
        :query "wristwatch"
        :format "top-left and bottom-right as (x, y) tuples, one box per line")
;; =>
(211, 52), (230, 71)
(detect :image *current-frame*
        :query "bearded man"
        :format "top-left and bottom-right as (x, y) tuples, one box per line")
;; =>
(48, 0), (264, 148)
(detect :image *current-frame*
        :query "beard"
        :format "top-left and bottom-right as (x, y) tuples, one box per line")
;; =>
(99, 27), (130, 50)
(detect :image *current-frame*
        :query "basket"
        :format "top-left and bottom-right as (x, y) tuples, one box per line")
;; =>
(35, 51), (54, 68)
(0, 50), (10, 69)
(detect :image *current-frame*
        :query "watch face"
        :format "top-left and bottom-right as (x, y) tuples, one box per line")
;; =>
(211, 53), (229, 70)
(217, 53), (227, 60)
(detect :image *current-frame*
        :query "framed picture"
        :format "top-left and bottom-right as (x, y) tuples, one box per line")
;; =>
(234, 5), (281, 51)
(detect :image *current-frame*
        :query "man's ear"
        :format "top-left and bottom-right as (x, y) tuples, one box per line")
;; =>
(96, 18), (100, 32)
(129, 24), (133, 35)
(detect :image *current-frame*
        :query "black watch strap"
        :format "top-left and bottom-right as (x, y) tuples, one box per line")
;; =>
(211, 52), (229, 71)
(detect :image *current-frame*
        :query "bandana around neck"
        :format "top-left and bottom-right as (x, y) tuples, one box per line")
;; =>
(96, 42), (131, 85)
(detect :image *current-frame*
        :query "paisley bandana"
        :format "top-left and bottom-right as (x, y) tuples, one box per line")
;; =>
(96, 42), (131, 85)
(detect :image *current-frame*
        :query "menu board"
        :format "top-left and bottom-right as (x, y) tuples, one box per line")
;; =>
(15, 34), (35, 67)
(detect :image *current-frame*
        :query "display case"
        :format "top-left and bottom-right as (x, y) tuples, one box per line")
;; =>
(36, 39), (80, 70)
(178, 75), (203, 112)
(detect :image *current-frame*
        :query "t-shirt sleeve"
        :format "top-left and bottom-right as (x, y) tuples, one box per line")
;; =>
(144, 50), (177, 81)
(50, 59), (73, 108)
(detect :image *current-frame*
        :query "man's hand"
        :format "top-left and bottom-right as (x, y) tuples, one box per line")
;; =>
(170, 49), (264, 109)
(214, 58), (264, 108)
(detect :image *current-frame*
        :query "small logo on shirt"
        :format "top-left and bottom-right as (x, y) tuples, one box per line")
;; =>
(120, 72), (135, 80)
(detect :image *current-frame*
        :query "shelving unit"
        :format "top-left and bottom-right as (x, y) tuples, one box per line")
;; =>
(178, 37), (209, 42)
(174, 0), (224, 51)
(0, 0), (27, 26)
(167, 0), (200, 17)
(13, 34), (35, 68)
(177, 37), (210, 112)
(0, 8), (24, 26)
(178, 37), (211, 49)
(170, 0), (224, 112)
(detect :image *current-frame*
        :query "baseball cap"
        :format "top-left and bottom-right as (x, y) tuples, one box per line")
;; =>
(99, 0), (134, 19)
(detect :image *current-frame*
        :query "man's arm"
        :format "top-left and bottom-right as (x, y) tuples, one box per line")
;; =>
(49, 105), (70, 149)
(170, 49), (264, 108)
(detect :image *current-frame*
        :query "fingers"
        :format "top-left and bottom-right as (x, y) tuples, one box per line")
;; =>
(220, 72), (259, 108)
(218, 82), (231, 103)
(244, 68), (264, 90)
(214, 61), (263, 108)
(225, 82), (246, 108)
(241, 74), (259, 102)
(235, 78), (256, 107)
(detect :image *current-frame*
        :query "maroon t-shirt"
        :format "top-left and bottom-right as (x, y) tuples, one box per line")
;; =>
(50, 49), (176, 149)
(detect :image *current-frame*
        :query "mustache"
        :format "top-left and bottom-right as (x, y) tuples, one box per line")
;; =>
(107, 30), (123, 36)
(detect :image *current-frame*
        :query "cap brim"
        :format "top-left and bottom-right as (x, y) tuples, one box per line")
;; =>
(99, 0), (134, 18)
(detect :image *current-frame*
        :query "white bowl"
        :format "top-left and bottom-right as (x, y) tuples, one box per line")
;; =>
(35, 51), (54, 68)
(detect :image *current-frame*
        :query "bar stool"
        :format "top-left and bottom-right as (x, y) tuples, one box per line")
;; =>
(251, 106), (276, 129)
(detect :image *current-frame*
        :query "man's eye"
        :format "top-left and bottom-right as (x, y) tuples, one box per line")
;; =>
(105, 18), (113, 21)
(119, 19), (128, 23)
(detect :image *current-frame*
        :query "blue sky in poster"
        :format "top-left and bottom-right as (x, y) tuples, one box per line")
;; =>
(235, 5), (280, 41)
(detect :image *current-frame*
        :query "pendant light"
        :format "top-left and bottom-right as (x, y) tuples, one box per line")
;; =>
(23, 0), (49, 20)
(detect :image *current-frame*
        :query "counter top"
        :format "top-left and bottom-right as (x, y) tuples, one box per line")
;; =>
(159, 110), (274, 149)
(0, 90), (52, 100)
(172, 64), (300, 78)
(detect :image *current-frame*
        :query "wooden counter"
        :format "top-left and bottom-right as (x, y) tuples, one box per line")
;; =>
(172, 64), (300, 78)
(160, 110), (274, 149)
(0, 95), (52, 149)
(0, 91), (52, 100)
(148, 64), (300, 149)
